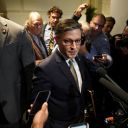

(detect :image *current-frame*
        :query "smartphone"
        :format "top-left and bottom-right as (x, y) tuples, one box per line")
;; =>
(29, 90), (51, 116)
(93, 55), (103, 60)
(68, 122), (89, 128)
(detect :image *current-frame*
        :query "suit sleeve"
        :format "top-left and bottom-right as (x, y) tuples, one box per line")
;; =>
(19, 29), (35, 106)
(19, 29), (35, 67)
(32, 66), (52, 101)
(72, 14), (81, 22)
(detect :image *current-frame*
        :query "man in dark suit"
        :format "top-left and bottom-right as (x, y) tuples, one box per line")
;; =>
(25, 12), (48, 65)
(32, 19), (92, 128)
(0, 16), (35, 128)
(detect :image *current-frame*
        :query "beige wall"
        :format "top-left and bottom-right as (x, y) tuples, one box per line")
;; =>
(0, 0), (110, 26)
(110, 0), (128, 35)
(1, 0), (128, 35)
(0, 0), (88, 25)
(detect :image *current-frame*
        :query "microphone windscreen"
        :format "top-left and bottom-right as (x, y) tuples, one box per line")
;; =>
(99, 78), (128, 105)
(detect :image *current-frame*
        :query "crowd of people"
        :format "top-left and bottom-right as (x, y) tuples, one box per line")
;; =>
(0, 2), (128, 128)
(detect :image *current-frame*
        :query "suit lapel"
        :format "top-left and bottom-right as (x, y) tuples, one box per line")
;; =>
(0, 18), (8, 47)
(55, 50), (80, 92)
(40, 36), (48, 56)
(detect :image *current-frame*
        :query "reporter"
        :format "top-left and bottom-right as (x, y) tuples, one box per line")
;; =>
(31, 102), (48, 128)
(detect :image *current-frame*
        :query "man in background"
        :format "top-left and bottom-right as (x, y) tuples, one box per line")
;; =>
(80, 14), (112, 71)
(25, 12), (48, 65)
(0, 16), (35, 128)
(43, 6), (63, 55)
(43, 3), (89, 55)
(102, 16), (116, 40)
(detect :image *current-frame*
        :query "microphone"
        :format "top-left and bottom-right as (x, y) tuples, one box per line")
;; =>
(99, 77), (128, 105)
(96, 67), (121, 89)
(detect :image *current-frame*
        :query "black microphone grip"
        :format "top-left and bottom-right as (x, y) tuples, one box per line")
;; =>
(96, 67), (121, 89)
(99, 77), (128, 105)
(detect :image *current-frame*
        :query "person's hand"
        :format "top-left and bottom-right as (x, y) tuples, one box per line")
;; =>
(101, 54), (107, 62)
(31, 102), (48, 128)
(74, 3), (89, 16)
(35, 60), (43, 66)
(94, 54), (113, 68)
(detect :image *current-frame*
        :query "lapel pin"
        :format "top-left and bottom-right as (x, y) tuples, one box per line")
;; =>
(2, 28), (6, 34)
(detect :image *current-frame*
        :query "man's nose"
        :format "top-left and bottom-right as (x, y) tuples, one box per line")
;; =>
(71, 42), (77, 48)
(54, 18), (59, 22)
(95, 25), (99, 30)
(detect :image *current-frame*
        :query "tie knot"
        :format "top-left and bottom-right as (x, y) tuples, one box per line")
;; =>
(68, 59), (74, 66)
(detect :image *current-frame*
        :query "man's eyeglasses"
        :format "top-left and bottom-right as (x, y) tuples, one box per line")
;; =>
(63, 39), (81, 46)
(33, 24), (42, 29)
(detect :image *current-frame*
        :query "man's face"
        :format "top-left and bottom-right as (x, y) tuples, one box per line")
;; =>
(49, 12), (61, 28)
(57, 29), (81, 59)
(30, 18), (43, 36)
(90, 16), (105, 36)
(103, 21), (115, 35)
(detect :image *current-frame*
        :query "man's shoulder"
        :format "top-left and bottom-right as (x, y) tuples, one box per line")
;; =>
(99, 32), (108, 39)
(38, 50), (63, 69)
(0, 16), (23, 30)
(38, 55), (55, 68)
(96, 32), (109, 43)
(0, 17), (27, 43)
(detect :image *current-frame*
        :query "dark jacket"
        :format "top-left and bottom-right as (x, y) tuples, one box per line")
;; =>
(32, 49), (92, 127)
(0, 16), (35, 123)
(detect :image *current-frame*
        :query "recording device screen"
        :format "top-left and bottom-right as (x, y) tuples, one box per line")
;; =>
(68, 123), (89, 128)
(93, 55), (103, 61)
(30, 90), (51, 116)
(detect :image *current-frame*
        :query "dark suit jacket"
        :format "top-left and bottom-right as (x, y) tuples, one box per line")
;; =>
(0, 16), (35, 123)
(32, 49), (92, 127)
(26, 31), (48, 60)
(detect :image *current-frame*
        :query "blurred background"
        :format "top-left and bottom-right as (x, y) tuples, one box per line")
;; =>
(0, 0), (128, 35)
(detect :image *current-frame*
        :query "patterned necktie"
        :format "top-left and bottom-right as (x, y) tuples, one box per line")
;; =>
(69, 60), (79, 90)
(49, 29), (54, 55)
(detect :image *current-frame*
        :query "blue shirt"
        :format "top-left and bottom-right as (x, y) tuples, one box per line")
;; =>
(85, 32), (112, 71)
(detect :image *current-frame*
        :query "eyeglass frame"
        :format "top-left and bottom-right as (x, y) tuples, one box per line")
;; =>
(62, 39), (81, 46)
